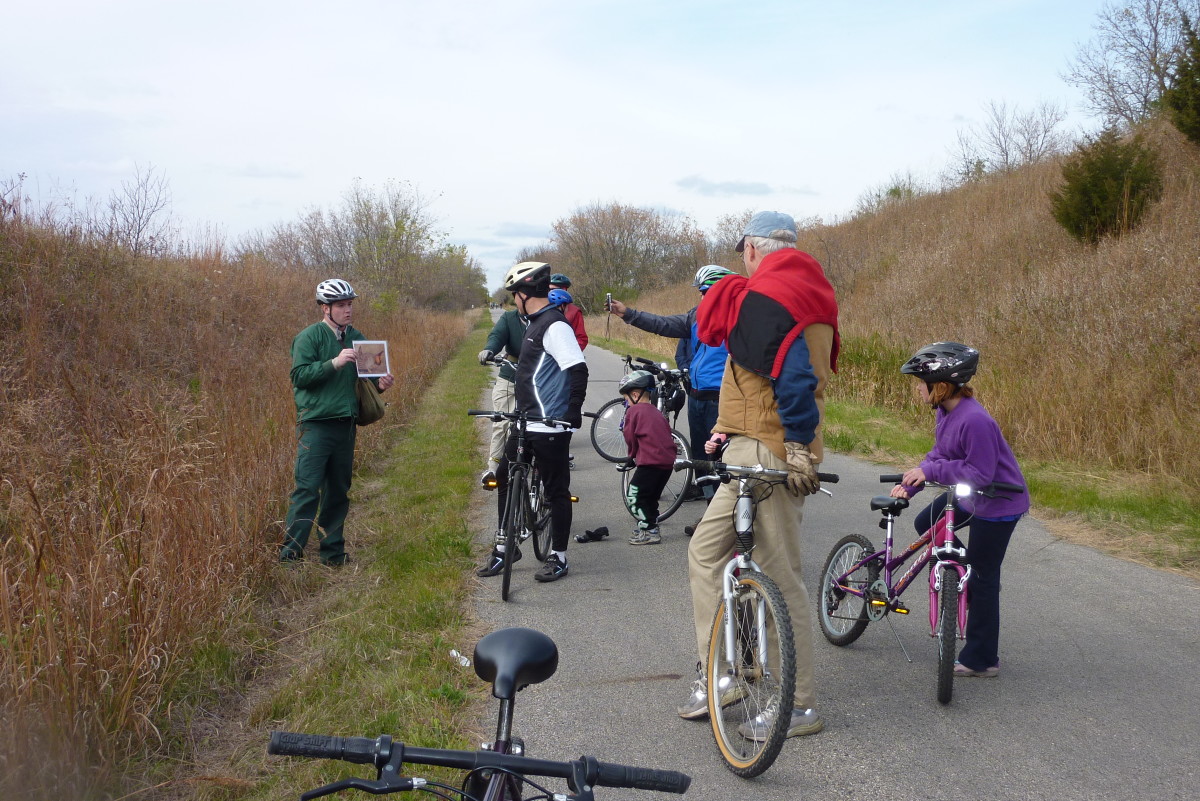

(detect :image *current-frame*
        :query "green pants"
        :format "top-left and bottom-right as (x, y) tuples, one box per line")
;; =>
(282, 417), (357, 564)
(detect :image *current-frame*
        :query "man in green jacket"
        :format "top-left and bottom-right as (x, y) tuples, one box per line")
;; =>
(477, 307), (527, 487)
(281, 279), (395, 565)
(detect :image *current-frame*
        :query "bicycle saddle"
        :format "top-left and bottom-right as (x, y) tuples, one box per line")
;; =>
(870, 495), (910, 514)
(473, 627), (559, 701)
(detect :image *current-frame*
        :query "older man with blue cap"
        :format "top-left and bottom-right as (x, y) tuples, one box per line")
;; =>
(676, 210), (840, 742)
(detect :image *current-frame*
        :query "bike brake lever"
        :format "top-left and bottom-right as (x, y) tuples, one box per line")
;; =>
(302, 776), (423, 800)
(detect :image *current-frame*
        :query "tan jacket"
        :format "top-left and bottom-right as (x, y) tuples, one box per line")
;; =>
(713, 322), (835, 463)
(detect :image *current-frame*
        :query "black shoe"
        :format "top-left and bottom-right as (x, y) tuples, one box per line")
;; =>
(682, 485), (705, 502)
(684, 525), (696, 537)
(321, 555), (350, 567)
(476, 546), (521, 577)
(534, 554), (568, 582)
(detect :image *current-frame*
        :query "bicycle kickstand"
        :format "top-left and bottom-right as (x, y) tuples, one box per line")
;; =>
(885, 615), (913, 663)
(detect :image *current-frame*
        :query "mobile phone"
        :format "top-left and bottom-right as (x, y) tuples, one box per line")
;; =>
(605, 292), (612, 311)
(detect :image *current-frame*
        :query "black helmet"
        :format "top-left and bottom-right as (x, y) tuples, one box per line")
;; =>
(618, 370), (656, 396)
(901, 342), (979, 385)
(504, 262), (552, 296)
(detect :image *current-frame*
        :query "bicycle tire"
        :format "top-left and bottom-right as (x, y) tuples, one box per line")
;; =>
(818, 533), (878, 646)
(706, 570), (795, 778)
(589, 397), (628, 462)
(500, 472), (526, 602)
(935, 564), (960, 704)
(530, 467), (552, 562)
(619, 430), (692, 524)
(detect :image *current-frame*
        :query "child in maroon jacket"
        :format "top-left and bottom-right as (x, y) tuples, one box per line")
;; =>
(619, 370), (676, 544)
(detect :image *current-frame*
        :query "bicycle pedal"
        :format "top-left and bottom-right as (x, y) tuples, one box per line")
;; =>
(569, 495), (579, 503)
(892, 603), (910, 615)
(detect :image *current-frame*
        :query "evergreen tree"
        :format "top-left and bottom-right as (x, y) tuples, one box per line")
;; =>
(1050, 128), (1163, 244)
(1165, 15), (1200, 143)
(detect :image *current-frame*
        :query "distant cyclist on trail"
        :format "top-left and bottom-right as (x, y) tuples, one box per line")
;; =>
(607, 264), (735, 501)
(476, 262), (588, 584)
(889, 342), (1029, 679)
(281, 279), (395, 566)
(681, 211), (839, 741)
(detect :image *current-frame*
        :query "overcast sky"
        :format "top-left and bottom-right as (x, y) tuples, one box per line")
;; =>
(4, 0), (1107, 289)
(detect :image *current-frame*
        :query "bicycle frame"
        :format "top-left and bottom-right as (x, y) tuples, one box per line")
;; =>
(835, 483), (973, 637)
(717, 476), (768, 669)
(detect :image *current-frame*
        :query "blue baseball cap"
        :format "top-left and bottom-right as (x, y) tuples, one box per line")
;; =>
(735, 210), (798, 252)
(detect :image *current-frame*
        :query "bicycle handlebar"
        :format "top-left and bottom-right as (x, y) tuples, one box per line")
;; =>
(268, 731), (691, 795)
(676, 459), (839, 485)
(624, 355), (684, 378)
(879, 474), (1025, 496)
(467, 409), (574, 430)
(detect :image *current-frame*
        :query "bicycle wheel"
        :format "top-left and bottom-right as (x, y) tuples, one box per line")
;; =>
(706, 570), (795, 778)
(619, 430), (692, 524)
(935, 564), (960, 704)
(818, 533), (878, 646)
(589, 397), (628, 462)
(500, 472), (527, 602)
(529, 466), (552, 561)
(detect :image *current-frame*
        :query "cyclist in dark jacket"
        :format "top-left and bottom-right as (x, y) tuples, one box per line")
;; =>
(281, 279), (394, 565)
(477, 263), (588, 584)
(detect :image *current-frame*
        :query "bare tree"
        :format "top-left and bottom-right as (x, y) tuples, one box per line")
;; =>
(1064, 0), (1200, 126)
(107, 164), (172, 257)
(946, 101), (1069, 185)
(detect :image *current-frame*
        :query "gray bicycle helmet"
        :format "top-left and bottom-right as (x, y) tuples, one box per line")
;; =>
(316, 278), (358, 304)
(618, 370), (656, 396)
(900, 342), (979, 385)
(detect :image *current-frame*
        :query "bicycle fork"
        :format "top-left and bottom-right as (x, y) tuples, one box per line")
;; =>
(720, 488), (763, 672)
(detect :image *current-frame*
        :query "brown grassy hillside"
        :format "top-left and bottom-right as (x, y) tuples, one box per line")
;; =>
(595, 121), (1200, 495)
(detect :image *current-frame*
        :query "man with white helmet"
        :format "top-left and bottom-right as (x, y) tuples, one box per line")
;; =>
(477, 262), (588, 583)
(280, 279), (395, 565)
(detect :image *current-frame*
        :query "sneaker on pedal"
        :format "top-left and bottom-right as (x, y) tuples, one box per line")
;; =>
(476, 545), (520, 577)
(736, 700), (823, 741)
(480, 469), (498, 490)
(534, 553), (568, 582)
(628, 527), (661, 545)
(676, 662), (747, 720)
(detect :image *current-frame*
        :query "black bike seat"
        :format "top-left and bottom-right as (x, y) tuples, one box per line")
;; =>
(473, 627), (559, 701)
(870, 495), (910, 514)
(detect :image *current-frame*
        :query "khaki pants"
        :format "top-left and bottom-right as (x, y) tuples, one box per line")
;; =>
(487, 377), (516, 466)
(687, 436), (816, 707)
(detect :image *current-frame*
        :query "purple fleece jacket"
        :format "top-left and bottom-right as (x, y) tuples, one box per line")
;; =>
(914, 397), (1029, 519)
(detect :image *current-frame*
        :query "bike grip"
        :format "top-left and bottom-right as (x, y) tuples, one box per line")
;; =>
(268, 732), (377, 764)
(817, 472), (839, 483)
(593, 762), (691, 794)
(880, 473), (904, 483)
(992, 481), (1025, 493)
(467, 409), (486, 416)
(676, 459), (710, 472)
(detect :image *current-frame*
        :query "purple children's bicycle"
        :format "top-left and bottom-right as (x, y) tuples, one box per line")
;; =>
(817, 475), (1024, 704)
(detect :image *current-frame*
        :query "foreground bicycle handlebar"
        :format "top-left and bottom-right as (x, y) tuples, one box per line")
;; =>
(268, 732), (691, 800)
(675, 459), (839, 495)
(269, 627), (690, 801)
(467, 409), (574, 430)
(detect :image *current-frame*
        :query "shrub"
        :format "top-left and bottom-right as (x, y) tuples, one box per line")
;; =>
(1050, 127), (1163, 244)
(1164, 15), (1200, 144)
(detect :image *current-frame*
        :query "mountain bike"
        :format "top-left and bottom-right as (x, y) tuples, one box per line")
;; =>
(589, 355), (688, 463)
(674, 457), (837, 777)
(269, 626), (691, 801)
(817, 476), (1025, 704)
(468, 408), (574, 601)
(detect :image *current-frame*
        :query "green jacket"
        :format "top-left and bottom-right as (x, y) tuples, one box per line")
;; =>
(484, 310), (527, 382)
(290, 321), (368, 422)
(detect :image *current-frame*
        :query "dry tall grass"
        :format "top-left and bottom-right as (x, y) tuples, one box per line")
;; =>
(594, 122), (1199, 493)
(0, 219), (470, 797)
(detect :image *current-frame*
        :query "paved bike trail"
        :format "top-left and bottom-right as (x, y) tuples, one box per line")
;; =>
(468, 333), (1200, 801)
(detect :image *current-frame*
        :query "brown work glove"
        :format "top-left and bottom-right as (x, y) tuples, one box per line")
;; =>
(783, 441), (820, 497)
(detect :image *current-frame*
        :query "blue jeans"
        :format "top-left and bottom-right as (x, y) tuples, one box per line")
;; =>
(916, 495), (1018, 671)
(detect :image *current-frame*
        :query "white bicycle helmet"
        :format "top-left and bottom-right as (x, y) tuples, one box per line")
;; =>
(316, 278), (358, 304)
(503, 262), (552, 295)
(692, 264), (734, 291)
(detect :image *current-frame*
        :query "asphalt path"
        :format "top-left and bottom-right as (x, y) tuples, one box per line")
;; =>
(467, 325), (1200, 801)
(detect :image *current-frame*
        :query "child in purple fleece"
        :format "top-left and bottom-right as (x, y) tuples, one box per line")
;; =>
(889, 342), (1029, 678)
